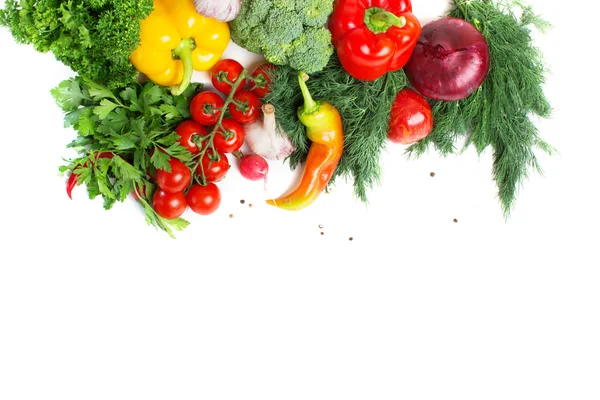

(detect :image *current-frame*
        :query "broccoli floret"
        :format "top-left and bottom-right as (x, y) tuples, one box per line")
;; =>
(262, 42), (290, 66)
(298, 0), (334, 27)
(286, 28), (334, 74)
(272, 0), (295, 12)
(230, 0), (334, 73)
(257, 8), (303, 45)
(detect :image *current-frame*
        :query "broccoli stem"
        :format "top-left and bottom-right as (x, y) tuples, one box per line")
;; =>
(170, 38), (194, 96)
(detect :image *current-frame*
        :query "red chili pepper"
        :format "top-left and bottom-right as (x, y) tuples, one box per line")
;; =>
(66, 172), (79, 200)
(66, 152), (114, 199)
(329, 0), (421, 81)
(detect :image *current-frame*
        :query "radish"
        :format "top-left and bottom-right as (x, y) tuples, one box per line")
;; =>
(404, 17), (490, 101)
(239, 154), (269, 189)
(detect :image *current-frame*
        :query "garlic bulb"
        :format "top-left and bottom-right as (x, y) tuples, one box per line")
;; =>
(245, 104), (295, 161)
(193, 0), (241, 22)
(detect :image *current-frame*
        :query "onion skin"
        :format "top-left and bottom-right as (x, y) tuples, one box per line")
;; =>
(405, 17), (490, 101)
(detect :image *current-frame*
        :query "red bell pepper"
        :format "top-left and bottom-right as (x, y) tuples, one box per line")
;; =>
(329, 0), (422, 81)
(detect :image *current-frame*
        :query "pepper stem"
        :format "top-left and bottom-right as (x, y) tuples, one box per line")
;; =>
(364, 7), (406, 34)
(170, 38), (194, 96)
(298, 72), (319, 115)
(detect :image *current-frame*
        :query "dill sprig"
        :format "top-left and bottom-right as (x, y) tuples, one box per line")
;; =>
(265, 54), (407, 202)
(407, 0), (553, 217)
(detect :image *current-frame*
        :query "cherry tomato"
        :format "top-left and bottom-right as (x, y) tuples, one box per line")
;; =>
(213, 119), (245, 153)
(229, 90), (262, 125)
(175, 120), (205, 155)
(190, 91), (224, 126)
(152, 189), (187, 219)
(211, 59), (246, 95)
(197, 149), (230, 182)
(186, 183), (221, 215)
(156, 158), (192, 193)
(249, 63), (275, 98)
(387, 88), (433, 145)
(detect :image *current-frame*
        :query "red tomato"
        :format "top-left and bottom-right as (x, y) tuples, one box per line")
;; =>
(213, 119), (245, 153)
(190, 91), (224, 126)
(156, 158), (192, 193)
(387, 88), (433, 145)
(211, 59), (247, 95)
(229, 90), (262, 124)
(249, 63), (275, 98)
(152, 189), (187, 219)
(175, 120), (205, 155)
(197, 149), (230, 182)
(186, 183), (221, 215)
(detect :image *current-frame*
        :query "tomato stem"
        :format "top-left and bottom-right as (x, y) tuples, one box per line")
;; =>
(191, 69), (248, 180)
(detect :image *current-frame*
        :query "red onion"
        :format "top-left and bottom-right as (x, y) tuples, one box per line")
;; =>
(404, 17), (490, 101)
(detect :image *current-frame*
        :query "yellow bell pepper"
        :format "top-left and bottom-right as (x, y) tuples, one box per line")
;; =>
(130, 0), (230, 95)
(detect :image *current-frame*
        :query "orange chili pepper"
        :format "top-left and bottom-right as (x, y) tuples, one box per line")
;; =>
(266, 72), (344, 211)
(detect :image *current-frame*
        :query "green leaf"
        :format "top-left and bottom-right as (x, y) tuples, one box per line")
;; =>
(112, 135), (137, 151)
(113, 156), (142, 181)
(58, 2), (76, 30)
(150, 147), (171, 171)
(63, 109), (81, 128)
(78, 108), (95, 136)
(165, 218), (190, 232)
(93, 99), (119, 120)
(120, 86), (144, 113)
(148, 106), (164, 117)
(86, 179), (101, 200)
(141, 83), (165, 108)
(164, 141), (193, 162)
(159, 104), (182, 120)
(51, 78), (86, 111)
(95, 157), (113, 176)
(84, 77), (117, 102)
(104, 107), (130, 133)
(103, 195), (117, 210)
(75, 165), (93, 184)
(96, 174), (115, 200)
(175, 95), (192, 119)
(66, 136), (93, 152)
(131, 119), (146, 136)
(155, 131), (179, 146)
(77, 25), (93, 48)
(133, 147), (148, 171)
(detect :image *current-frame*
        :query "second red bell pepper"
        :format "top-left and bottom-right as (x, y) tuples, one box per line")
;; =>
(329, 0), (422, 81)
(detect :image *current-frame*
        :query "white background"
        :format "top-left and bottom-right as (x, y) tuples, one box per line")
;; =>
(1, 1), (599, 399)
